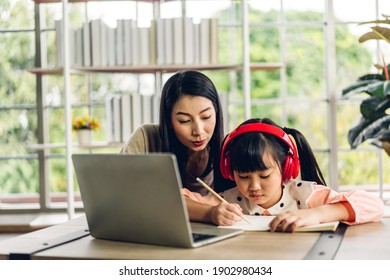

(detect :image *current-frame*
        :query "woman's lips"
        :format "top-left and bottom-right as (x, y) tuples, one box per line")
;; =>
(192, 140), (206, 147)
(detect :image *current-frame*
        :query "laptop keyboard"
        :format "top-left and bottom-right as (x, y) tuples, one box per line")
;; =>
(192, 233), (216, 242)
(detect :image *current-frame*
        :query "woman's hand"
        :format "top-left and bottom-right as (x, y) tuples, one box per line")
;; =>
(210, 202), (244, 226)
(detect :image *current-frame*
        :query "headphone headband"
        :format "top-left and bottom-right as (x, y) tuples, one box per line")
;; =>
(220, 123), (300, 181)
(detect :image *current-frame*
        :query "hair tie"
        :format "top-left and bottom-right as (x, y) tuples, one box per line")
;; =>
(283, 127), (291, 134)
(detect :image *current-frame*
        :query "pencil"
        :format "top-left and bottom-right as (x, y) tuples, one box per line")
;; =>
(196, 177), (252, 225)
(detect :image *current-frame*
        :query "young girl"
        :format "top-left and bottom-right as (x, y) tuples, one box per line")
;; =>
(183, 118), (384, 232)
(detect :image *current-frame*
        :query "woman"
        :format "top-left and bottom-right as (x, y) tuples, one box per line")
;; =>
(120, 70), (234, 221)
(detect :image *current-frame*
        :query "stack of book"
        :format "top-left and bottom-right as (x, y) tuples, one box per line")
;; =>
(104, 93), (154, 143)
(55, 17), (218, 67)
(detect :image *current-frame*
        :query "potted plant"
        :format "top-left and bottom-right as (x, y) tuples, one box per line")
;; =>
(72, 115), (100, 145)
(342, 14), (390, 156)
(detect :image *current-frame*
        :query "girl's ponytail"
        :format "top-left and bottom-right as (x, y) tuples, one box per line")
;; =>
(285, 128), (327, 186)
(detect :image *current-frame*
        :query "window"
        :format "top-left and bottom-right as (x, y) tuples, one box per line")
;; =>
(0, 0), (388, 213)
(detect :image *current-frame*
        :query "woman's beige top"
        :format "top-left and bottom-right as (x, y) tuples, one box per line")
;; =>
(120, 124), (213, 195)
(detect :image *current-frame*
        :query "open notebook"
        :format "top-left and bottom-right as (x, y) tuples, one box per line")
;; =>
(219, 215), (339, 232)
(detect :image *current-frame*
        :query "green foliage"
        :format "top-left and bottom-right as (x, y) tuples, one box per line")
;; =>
(342, 15), (390, 153)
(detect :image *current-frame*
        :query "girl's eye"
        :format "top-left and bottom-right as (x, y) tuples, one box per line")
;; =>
(260, 175), (270, 179)
(237, 174), (248, 179)
(202, 115), (212, 120)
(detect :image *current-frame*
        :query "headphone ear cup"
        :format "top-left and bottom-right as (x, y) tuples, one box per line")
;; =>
(282, 154), (293, 181)
(221, 151), (234, 181)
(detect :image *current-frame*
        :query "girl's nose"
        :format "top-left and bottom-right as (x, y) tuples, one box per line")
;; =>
(249, 179), (261, 191)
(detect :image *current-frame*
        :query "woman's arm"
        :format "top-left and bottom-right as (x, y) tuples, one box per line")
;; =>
(183, 192), (245, 226)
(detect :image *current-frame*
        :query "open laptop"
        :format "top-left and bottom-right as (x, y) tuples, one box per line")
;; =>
(72, 153), (242, 248)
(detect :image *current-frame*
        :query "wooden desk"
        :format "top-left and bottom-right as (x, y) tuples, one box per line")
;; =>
(1, 216), (389, 260)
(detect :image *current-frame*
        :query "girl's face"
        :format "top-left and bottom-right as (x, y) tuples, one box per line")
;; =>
(233, 152), (283, 209)
(171, 95), (216, 152)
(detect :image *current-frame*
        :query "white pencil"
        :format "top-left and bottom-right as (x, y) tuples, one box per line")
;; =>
(196, 177), (252, 224)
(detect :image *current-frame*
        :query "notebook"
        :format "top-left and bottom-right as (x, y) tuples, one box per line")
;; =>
(219, 215), (339, 232)
(72, 153), (243, 248)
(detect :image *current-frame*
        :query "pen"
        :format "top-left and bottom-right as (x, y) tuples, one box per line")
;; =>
(196, 177), (252, 225)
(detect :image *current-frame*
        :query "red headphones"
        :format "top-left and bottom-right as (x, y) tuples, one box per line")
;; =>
(220, 123), (300, 181)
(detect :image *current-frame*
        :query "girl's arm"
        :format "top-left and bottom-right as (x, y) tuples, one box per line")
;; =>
(268, 203), (349, 232)
(270, 182), (385, 232)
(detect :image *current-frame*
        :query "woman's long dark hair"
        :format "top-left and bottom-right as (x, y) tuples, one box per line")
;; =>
(227, 118), (327, 186)
(159, 70), (232, 191)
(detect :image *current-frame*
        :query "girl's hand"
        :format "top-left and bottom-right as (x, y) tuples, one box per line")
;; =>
(268, 209), (321, 232)
(210, 202), (244, 226)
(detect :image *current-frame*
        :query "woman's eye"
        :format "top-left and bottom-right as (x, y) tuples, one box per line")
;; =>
(202, 115), (212, 120)
(178, 120), (190, 124)
(260, 174), (270, 179)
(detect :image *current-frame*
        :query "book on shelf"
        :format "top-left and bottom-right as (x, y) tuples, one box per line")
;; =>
(163, 18), (174, 65)
(200, 18), (210, 65)
(154, 18), (165, 65)
(107, 25), (116, 66)
(115, 19), (125, 66)
(139, 27), (150, 66)
(123, 19), (136, 66)
(193, 20), (200, 65)
(104, 95), (114, 143)
(173, 17), (184, 65)
(112, 95), (122, 143)
(121, 94), (132, 142)
(131, 22), (140, 66)
(209, 17), (218, 64)
(184, 17), (195, 65)
(219, 215), (340, 232)
(82, 21), (91, 66)
(149, 19), (157, 65)
(131, 93), (142, 131)
(90, 19), (101, 66)
(141, 94), (153, 124)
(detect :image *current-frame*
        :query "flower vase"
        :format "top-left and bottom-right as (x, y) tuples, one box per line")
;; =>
(77, 129), (92, 146)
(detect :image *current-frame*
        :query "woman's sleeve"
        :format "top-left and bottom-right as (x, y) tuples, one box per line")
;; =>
(119, 126), (148, 154)
(308, 185), (385, 225)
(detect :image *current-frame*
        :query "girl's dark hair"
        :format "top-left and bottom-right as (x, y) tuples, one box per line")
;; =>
(227, 118), (327, 186)
(159, 70), (232, 191)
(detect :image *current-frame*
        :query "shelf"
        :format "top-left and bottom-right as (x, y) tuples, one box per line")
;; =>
(249, 62), (284, 71)
(28, 63), (284, 75)
(33, 0), (171, 4)
(27, 142), (123, 150)
(74, 64), (240, 73)
(28, 67), (82, 75)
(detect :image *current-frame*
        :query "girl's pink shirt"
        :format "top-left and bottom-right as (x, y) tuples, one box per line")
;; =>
(182, 179), (385, 225)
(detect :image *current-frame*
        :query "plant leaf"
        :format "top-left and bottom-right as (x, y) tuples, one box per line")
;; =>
(360, 96), (388, 119)
(348, 115), (390, 148)
(342, 79), (381, 98)
(358, 19), (390, 25)
(359, 27), (390, 44)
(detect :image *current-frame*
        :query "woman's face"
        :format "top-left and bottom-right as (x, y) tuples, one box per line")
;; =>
(233, 151), (283, 209)
(171, 95), (216, 152)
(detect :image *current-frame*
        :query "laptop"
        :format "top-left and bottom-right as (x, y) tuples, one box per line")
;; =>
(72, 153), (243, 248)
